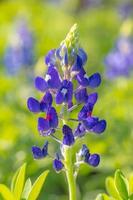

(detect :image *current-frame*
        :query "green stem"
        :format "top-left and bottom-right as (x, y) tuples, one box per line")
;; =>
(64, 146), (77, 200)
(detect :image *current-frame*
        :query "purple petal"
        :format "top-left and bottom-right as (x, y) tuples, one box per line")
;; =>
(87, 154), (100, 167)
(75, 88), (88, 103)
(45, 49), (56, 66)
(32, 141), (48, 159)
(62, 125), (75, 146)
(78, 48), (87, 65)
(66, 81), (73, 103)
(83, 117), (99, 130)
(42, 91), (53, 107)
(46, 66), (61, 89)
(72, 55), (83, 71)
(38, 117), (49, 132)
(55, 91), (64, 104)
(53, 159), (64, 172)
(27, 97), (40, 113)
(76, 68), (89, 87)
(87, 92), (98, 105)
(78, 144), (89, 157)
(47, 107), (58, 128)
(78, 104), (93, 120)
(74, 123), (86, 138)
(34, 76), (47, 92)
(88, 73), (101, 88)
(91, 120), (106, 134)
(32, 146), (44, 159)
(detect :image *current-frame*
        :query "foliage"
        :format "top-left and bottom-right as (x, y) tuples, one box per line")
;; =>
(96, 169), (133, 200)
(0, 163), (49, 200)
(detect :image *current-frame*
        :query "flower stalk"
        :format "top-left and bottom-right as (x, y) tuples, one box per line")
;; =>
(64, 146), (77, 200)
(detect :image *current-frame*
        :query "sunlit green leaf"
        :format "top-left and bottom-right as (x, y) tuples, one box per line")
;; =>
(129, 174), (133, 194)
(114, 169), (129, 200)
(11, 167), (20, 192)
(13, 163), (26, 200)
(22, 178), (32, 199)
(27, 170), (49, 200)
(95, 193), (114, 200)
(0, 184), (15, 200)
(105, 176), (122, 200)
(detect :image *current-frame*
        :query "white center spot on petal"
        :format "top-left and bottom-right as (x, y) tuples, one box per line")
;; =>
(61, 88), (67, 95)
(45, 74), (51, 81)
(84, 74), (88, 79)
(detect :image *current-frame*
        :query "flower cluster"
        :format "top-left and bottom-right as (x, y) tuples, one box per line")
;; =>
(104, 36), (133, 79)
(4, 20), (35, 75)
(27, 24), (106, 172)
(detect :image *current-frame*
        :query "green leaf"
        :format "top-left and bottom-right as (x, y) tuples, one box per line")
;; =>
(129, 194), (133, 200)
(114, 169), (129, 200)
(13, 163), (26, 200)
(105, 177), (122, 200)
(22, 178), (32, 199)
(27, 170), (49, 200)
(11, 167), (20, 192)
(95, 193), (114, 200)
(0, 184), (15, 200)
(129, 174), (133, 194)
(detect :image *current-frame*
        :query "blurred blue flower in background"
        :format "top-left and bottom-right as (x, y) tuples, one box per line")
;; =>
(118, 0), (133, 20)
(104, 36), (133, 79)
(4, 20), (35, 75)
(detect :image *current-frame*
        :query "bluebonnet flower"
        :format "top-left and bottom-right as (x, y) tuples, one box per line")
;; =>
(53, 153), (64, 172)
(78, 144), (100, 167)
(27, 24), (106, 174)
(104, 36), (133, 79)
(4, 20), (35, 75)
(32, 141), (48, 159)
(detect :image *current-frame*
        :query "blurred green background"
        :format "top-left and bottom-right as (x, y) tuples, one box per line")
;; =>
(0, 0), (133, 199)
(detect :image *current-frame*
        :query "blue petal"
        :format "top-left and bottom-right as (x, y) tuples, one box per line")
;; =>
(47, 107), (58, 128)
(66, 81), (73, 103)
(32, 141), (48, 159)
(75, 88), (88, 103)
(88, 73), (101, 88)
(83, 117), (99, 130)
(40, 128), (55, 136)
(45, 49), (56, 66)
(91, 120), (106, 134)
(27, 97), (40, 113)
(42, 141), (49, 156)
(32, 146), (44, 159)
(53, 159), (64, 172)
(76, 68), (89, 87)
(42, 92), (53, 107)
(74, 123), (86, 138)
(55, 90), (64, 104)
(79, 144), (89, 157)
(46, 66), (61, 89)
(62, 125), (75, 146)
(78, 104), (94, 120)
(78, 48), (87, 65)
(87, 92), (98, 105)
(56, 80), (73, 104)
(72, 55), (83, 71)
(40, 102), (47, 112)
(78, 106), (88, 120)
(38, 117), (50, 132)
(34, 76), (47, 92)
(87, 154), (100, 167)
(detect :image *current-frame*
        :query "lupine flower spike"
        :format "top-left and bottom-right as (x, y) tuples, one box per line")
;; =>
(27, 24), (106, 200)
